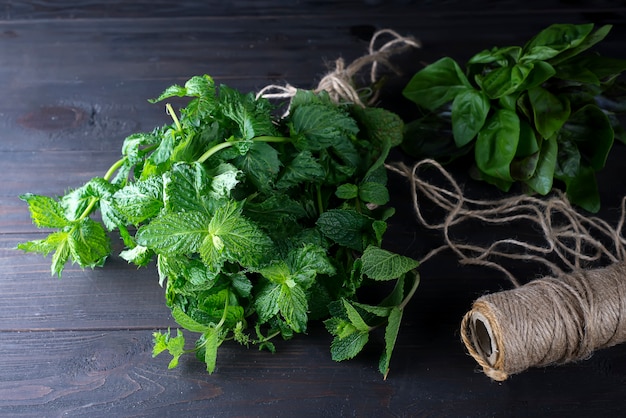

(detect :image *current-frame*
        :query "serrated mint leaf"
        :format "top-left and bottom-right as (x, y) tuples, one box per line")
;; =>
(204, 201), (273, 269)
(358, 182), (389, 205)
(232, 141), (281, 192)
(255, 282), (281, 323)
(113, 176), (164, 225)
(136, 210), (210, 256)
(289, 101), (359, 151)
(342, 299), (370, 332)
(351, 106), (404, 147)
(202, 327), (221, 374)
(278, 283), (308, 333)
(316, 209), (373, 251)
(163, 162), (212, 213)
(330, 328), (369, 361)
(287, 244), (336, 286)
(219, 85), (277, 140)
(20, 194), (70, 229)
(172, 306), (210, 333)
(68, 219), (111, 269)
(18, 230), (71, 277)
(119, 245), (154, 267)
(335, 183), (359, 200)
(361, 246), (419, 281)
(207, 163), (241, 199)
(379, 306), (403, 379)
(276, 150), (325, 189)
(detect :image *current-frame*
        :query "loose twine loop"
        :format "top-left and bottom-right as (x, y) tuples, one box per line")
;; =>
(256, 28), (421, 111)
(387, 159), (626, 380)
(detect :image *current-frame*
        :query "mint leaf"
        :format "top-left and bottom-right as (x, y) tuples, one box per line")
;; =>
(232, 141), (281, 192)
(361, 246), (419, 281)
(68, 218), (111, 268)
(113, 176), (164, 225)
(276, 150), (325, 189)
(20, 194), (70, 229)
(379, 306), (402, 379)
(329, 326), (369, 361)
(203, 201), (274, 269)
(316, 209), (373, 251)
(136, 211), (210, 256)
(289, 99), (359, 151)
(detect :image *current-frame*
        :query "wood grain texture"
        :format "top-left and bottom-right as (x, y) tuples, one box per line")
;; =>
(3, 1), (626, 416)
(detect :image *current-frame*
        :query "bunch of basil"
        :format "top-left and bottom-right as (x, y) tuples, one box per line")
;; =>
(401, 23), (626, 212)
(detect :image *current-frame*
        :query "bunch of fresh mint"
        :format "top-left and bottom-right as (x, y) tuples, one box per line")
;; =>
(18, 75), (419, 378)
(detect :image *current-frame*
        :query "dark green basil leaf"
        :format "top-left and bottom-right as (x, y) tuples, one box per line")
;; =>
(528, 86), (571, 139)
(561, 104), (614, 171)
(549, 25), (612, 65)
(402, 57), (471, 111)
(525, 137), (557, 195)
(523, 23), (594, 56)
(451, 88), (490, 147)
(475, 109), (520, 181)
(562, 165), (601, 213)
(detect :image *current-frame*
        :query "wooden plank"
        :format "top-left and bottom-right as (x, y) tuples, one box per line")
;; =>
(0, 327), (625, 416)
(3, 0), (626, 20)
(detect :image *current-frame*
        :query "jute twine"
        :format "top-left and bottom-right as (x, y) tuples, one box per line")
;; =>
(387, 159), (626, 380)
(256, 28), (420, 112)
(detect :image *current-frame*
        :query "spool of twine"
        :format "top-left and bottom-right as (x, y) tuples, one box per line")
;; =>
(461, 262), (626, 381)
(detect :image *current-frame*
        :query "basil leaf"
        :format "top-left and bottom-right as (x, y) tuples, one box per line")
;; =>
(475, 109), (520, 181)
(402, 57), (471, 111)
(528, 86), (571, 139)
(451, 88), (490, 147)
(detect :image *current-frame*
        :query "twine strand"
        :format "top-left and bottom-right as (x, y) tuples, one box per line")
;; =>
(388, 158), (626, 379)
(256, 29), (420, 113)
(386, 159), (626, 286)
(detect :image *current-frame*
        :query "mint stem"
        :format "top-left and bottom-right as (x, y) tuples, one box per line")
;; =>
(197, 135), (289, 163)
(77, 157), (127, 221)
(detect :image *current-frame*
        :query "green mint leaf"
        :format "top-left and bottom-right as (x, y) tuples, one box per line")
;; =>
(316, 209), (373, 251)
(379, 306), (403, 379)
(287, 244), (336, 283)
(361, 246), (419, 281)
(152, 329), (186, 369)
(232, 141), (281, 192)
(202, 327), (221, 374)
(122, 131), (161, 165)
(207, 163), (241, 199)
(172, 306), (210, 333)
(342, 299), (370, 332)
(402, 57), (471, 111)
(335, 184), (359, 200)
(163, 162), (213, 213)
(289, 99), (359, 151)
(243, 194), (307, 237)
(136, 210), (210, 256)
(276, 150), (325, 190)
(113, 176), (164, 225)
(277, 282), (308, 333)
(20, 194), (70, 229)
(203, 201), (274, 269)
(18, 230), (71, 277)
(68, 219), (111, 269)
(119, 245), (154, 267)
(358, 182), (390, 206)
(351, 106), (404, 147)
(255, 282), (281, 323)
(219, 85), (277, 140)
(329, 326), (369, 361)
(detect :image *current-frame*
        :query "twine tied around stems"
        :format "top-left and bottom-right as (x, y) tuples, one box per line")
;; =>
(256, 29), (420, 111)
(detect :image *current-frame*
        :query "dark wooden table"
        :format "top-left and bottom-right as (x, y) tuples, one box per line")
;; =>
(2, 1), (626, 416)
